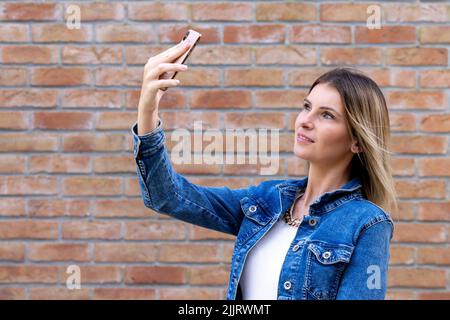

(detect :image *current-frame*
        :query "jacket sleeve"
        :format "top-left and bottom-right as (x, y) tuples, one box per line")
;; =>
(336, 219), (394, 300)
(131, 118), (254, 236)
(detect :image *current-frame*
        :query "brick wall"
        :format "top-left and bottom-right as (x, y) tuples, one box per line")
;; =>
(0, 1), (449, 300)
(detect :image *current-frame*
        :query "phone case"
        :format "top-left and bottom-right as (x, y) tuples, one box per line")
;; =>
(159, 29), (202, 91)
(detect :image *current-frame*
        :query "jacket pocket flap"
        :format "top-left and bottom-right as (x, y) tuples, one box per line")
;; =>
(307, 241), (354, 265)
(240, 197), (272, 226)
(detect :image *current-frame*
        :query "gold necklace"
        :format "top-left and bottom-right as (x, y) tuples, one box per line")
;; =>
(284, 191), (305, 227)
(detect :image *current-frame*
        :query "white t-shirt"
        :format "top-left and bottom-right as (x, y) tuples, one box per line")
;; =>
(239, 218), (299, 300)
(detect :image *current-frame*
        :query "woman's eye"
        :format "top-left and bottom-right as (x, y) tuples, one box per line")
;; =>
(323, 112), (334, 119)
(301, 104), (334, 120)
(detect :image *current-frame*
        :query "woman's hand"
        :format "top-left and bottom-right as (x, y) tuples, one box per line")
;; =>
(137, 42), (190, 135)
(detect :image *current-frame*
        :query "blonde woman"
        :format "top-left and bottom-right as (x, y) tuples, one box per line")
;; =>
(131, 42), (396, 300)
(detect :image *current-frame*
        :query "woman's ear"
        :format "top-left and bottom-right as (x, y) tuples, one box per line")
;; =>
(351, 140), (362, 154)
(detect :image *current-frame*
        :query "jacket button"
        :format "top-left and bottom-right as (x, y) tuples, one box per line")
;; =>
(249, 205), (257, 213)
(322, 251), (332, 259)
(309, 218), (317, 226)
(292, 244), (300, 252)
(283, 281), (292, 290)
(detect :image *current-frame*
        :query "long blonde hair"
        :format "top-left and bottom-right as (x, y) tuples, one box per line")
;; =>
(307, 67), (398, 216)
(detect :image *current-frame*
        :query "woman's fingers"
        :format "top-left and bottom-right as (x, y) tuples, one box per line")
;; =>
(148, 42), (190, 66)
(147, 62), (188, 80)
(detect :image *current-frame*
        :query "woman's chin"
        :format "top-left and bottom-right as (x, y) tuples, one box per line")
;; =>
(293, 146), (311, 160)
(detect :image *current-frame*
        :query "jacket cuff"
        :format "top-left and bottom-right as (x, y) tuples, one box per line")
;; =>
(131, 119), (165, 158)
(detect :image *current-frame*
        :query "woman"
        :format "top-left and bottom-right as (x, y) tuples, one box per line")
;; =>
(131, 42), (396, 300)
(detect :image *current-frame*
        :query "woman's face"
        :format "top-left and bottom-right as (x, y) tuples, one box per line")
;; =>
(293, 83), (356, 166)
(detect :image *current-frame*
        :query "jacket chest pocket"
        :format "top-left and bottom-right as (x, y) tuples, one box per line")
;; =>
(236, 197), (272, 245)
(305, 241), (354, 300)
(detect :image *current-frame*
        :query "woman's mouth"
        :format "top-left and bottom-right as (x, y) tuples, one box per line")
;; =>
(297, 133), (314, 144)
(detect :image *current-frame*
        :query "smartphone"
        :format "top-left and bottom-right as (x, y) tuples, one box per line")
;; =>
(159, 29), (202, 91)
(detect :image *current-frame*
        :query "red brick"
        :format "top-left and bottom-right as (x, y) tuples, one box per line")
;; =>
(0, 220), (58, 240)
(125, 266), (186, 284)
(0, 288), (25, 300)
(63, 177), (122, 196)
(160, 287), (222, 300)
(1, 45), (58, 64)
(129, 3), (188, 21)
(417, 247), (450, 265)
(94, 288), (155, 300)
(395, 180), (446, 199)
(321, 48), (382, 65)
(420, 70), (450, 88)
(224, 112), (284, 129)
(62, 46), (122, 64)
(421, 113), (449, 136)
(390, 113), (416, 132)
(389, 246), (415, 265)
(62, 221), (121, 240)
(255, 90), (304, 108)
(95, 67), (142, 86)
(94, 199), (153, 218)
(321, 3), (373, 22)
(388, 268), (446, 288)
(417, 202), (450, 221)
(33, 112), (93, 130)
(94, 243), (158, 262)
(224, 25), (285, 43)
(0, 197), (26, 217)
(0, 24), (28, 42)
(387, 48), (447, 66)
(0, 243), (25, 261)
(0, 112), (28, 130)
(62, 266), (121, 284)
(392, 136), (447, 154)
(418, 158), (450, 176)
(63, 2), (124, 21)
(0, 154), (27, 172)
(0, 89), (58, 107)
(420, 26), (450, 44)
(0, 3), (60, 21)
(30, 288), (90, 300)
(125, 221), (186, 240)
(29, 199), (90, 217)
(192, 3), (252, 21)
(225, 68), (283, 86)
(256, 3), (316, 21)
(392, 223), (446, 243)
(417, 292), (450, 300)
(32, 24), (91, 42)
(30, 155), (90, 174)
(355, 26), (416, 44)
(61, 89), (122, 108)
(291, 25), (350, 44)
(29, 243), (89, 262)
(0, 176), (58, 196)
(159, 111), (220, 130)
(189, 265), (230, 285)
(159, 244), (221, 263)
(391, 157), (415, 176)
(62, 133), (124, 152)
(95, 112), (136, 130)
(0, 266), (59, 283)
(191, 90), (252, 109)
(387, 91), (445, 110)
(0, 68), (27, 86)
(96, 24), (154, 43)
(384, 4), (448, 22)
(32, 68), (91, 86)
(255, 46), (316, 65)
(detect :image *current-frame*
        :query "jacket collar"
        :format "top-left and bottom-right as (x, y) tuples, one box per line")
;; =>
(277, 175), (363, 214)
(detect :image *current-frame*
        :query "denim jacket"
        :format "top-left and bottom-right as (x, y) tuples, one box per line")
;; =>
(131, 119), (394, 300)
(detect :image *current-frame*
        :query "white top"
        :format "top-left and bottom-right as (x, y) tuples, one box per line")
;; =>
(239, 218), (299, 300)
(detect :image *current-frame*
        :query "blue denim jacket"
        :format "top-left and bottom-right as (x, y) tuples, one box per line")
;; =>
(131, 119), (394, 300)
